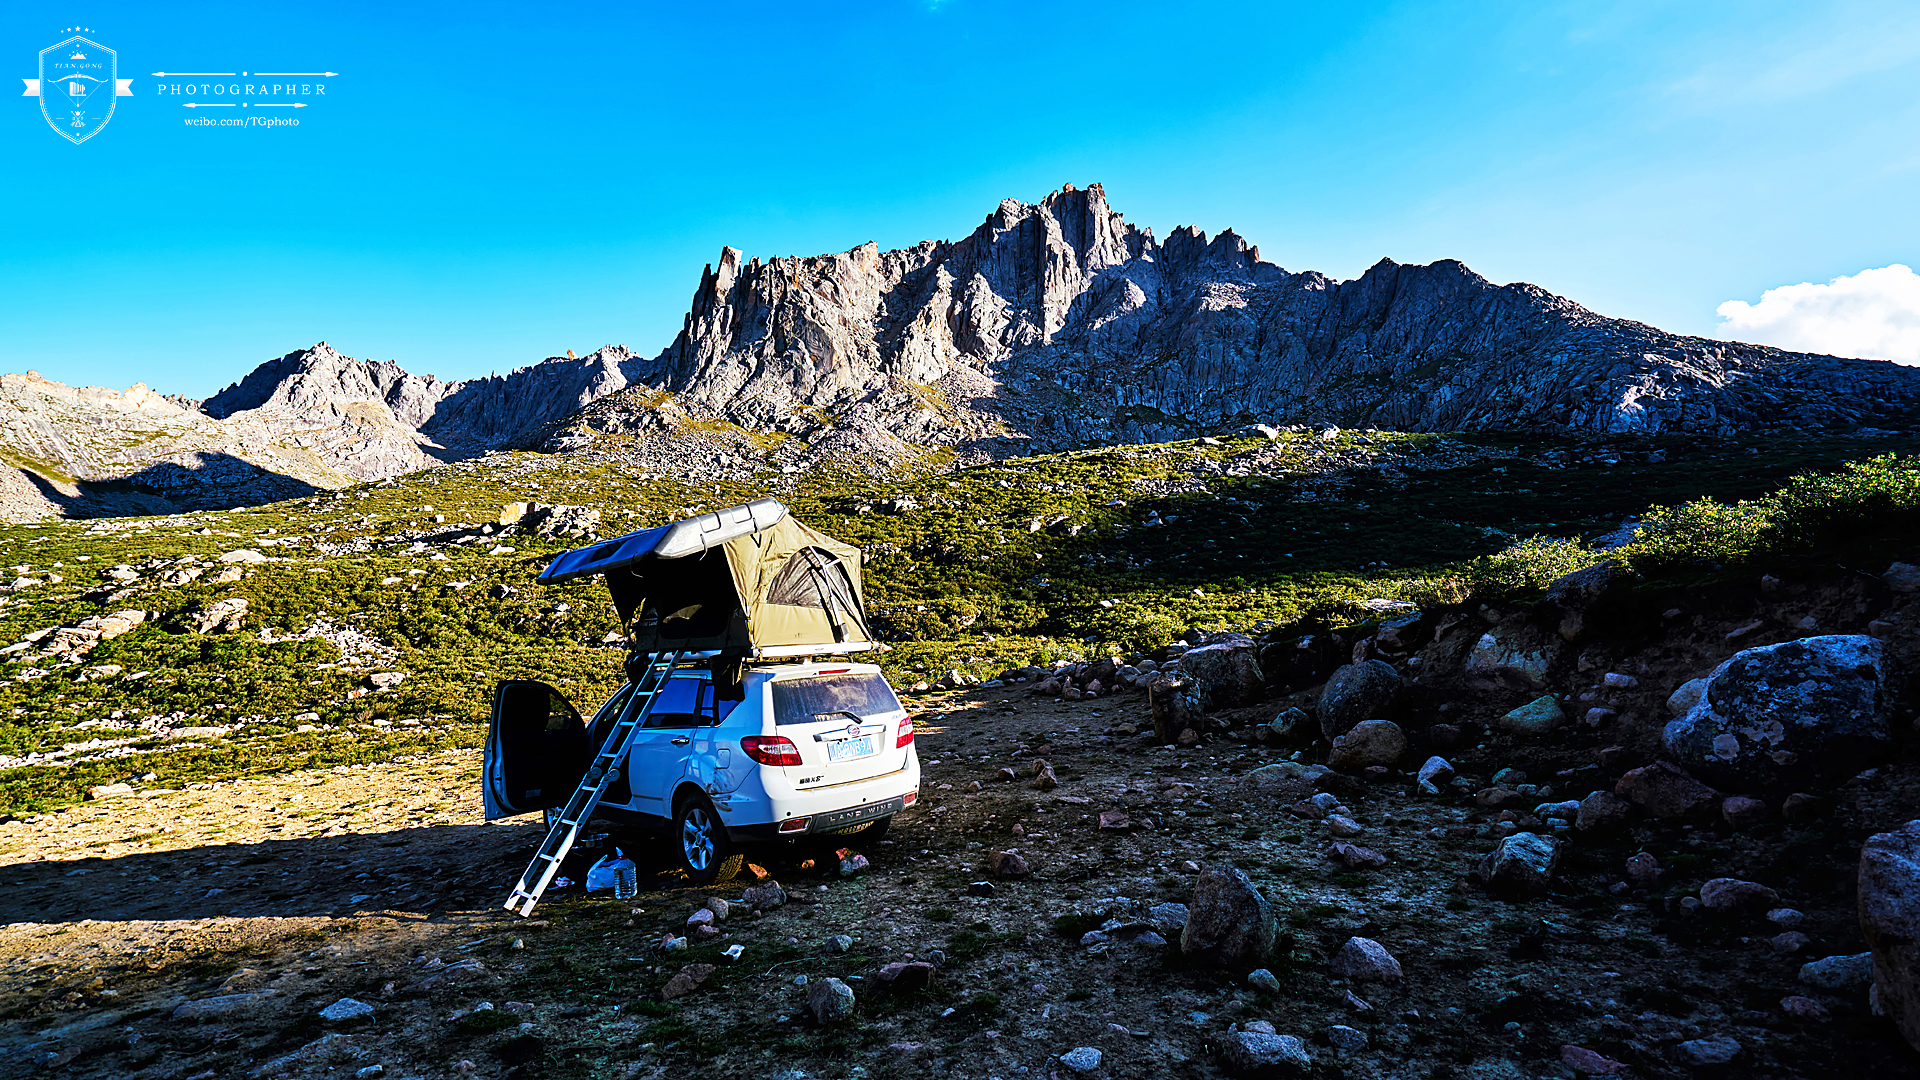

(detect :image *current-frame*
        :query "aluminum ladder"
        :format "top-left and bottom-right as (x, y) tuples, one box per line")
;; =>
(503, 648), (685, 916)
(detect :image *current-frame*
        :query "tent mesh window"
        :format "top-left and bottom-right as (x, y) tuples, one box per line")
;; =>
(765, 547), (866, 640)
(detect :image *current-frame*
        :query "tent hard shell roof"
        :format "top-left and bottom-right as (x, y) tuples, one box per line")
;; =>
(535, 498), (876, 657)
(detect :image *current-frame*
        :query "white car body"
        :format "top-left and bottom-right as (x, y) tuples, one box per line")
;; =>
(483, 660), (920, 845)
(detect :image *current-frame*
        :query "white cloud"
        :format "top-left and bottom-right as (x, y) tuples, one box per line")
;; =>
(1715, 264), (1920, 365)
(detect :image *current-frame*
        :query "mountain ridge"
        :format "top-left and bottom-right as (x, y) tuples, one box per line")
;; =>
(4, 182), (1918, 519)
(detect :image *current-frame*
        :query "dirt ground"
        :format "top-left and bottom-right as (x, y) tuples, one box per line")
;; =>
(3, 681), (1919, 1080)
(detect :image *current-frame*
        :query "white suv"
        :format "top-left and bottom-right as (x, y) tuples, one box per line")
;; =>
(484, 659), (920, 884)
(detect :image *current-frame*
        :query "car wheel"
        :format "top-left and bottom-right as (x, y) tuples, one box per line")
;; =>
(674, 794), (742, 886)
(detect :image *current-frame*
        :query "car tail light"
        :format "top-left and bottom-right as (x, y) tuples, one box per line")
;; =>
(741, 735), (803, 766)
(895, 717), (914, 748)
(778, 817), (810, 833)
(903, 791), (917, 807)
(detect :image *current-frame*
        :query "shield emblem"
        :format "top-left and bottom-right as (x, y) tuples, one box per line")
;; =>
(39, 36), (117, 144)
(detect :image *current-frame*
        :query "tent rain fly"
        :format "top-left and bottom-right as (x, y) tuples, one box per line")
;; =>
(537, 498), (875, 657)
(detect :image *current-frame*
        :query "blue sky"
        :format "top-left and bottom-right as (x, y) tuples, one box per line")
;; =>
(3, 1), (1918, 397)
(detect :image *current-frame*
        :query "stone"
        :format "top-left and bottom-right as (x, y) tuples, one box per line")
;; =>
(87, 782), (135, 800)
(1181, 865), (1277, 968)
(1148, 673), (1202, 744)
(1264, 707), (1310, 744)
(1031, 766), (1058, 791)
(1481, 832), (1560, 895)
(875, 961), (935, 992)
(1415, 755), (1454, 795)
(1721, 795), (1768, 830)
(1615, 761), (1720, 819)
(660, 963), (716, 1000)
(1798, 952), (1874, 991)
(1668, 677), (1709, 715)
(1768, 907), (1805, 927)
(1496, 694), (1566, 736)
(248, 1033), (368, 1078)
(1317, 660), (1401, 738)
(1885, 562), (1920, 592)
(1699, 878), (1779, 914)
(1182, 634), (1264, 709)
(1859, 820), (1920, 1050)
(1576, 790), (1633, 831)
(1584, 707), (1617, 728)
(686, 908), (715, 930)
(1147, 902), (1191, 936)
(218, 548), (268, 564)
(1098, 809), (1132, 830)
(319, 998), (375, 1023)
(828, 934), (854, 954)
(704, 896), (731, 921)
(838, 850), (870, 876)
(1771, 931), (1811, 954)
(1782, 792), (1820, 821)
(1464, 629), (1554, 690)
(1672, 1036), (1741, 1066)
(988, 850), (1030, 878)
(741, 881), (787, 910)
(367, 671), (405, 690)
(1326, 1025), (1366, 1052)
(1560, 1045), (1626, 1074)
(498, 502), (531, 526)
(1780, 995), (1830, 1020)
(1662, 635), (1893, 794)
(1325, 842), (1388, 870)
(1247, 968), (1281, 992)
(1602, 671), (1639, 688)
(1325, 814), (1364, 837)
(1331, 937), (1402, 983)
(1625, 852), (1662, 885)
(1058, 1046), (1102, 1072)
(1219, 1030), (1312, 1076)
(807, 977), (855, 1024)
(187, 597), (248, 633)
(1328, 719), (1407, 772)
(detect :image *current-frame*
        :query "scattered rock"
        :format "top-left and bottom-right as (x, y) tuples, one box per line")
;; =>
(1859, 820), (1920, 1049)
(1328, 719), (1407, 772)
(319, 998), (375, 1023)
(1616, 761), (1721, 819)
(1576, 790), (1633, 832)
(1496, 694), (1565, 736)
(807, 977), (856, 1024)
(1182, 635), (1264, 709)
(1325, 841), (1388, 870)
(1182, 865), (1278, 968)
(875, 961), (935, 992)
(661, 963), (716, 1000)
(1884, 562), (1920, 592)
(1721, 795), (1768, 830)
(1464, 629), (1554, 690)
(1560, 1044), (1626, 1074)
(1329, 937), (1402, 984)
(1663, 635), (1894, 794)
(741, 881), (786, 910)
(1672, 1036), (1741, 1066)
(1625, 852), (1662, 885)
(172, 990), (276, 1021)
(1058, 1046), (1102, 1072)
(1326, 1025), (1366, 1052)
(828, 934), (854, 954)
(1318, 660), (1402, 738)
(1668, 677), (1709, 716)
(1699, 878), (1780, 914)
(1780, 995), (1830, 1021)
(1799, 952), (1874, 991)
(1248, 968), (1281, 993)
(1220, 1030), (1312, 1076)
(988, 850), (1031, 878)
(367, 671), (406, 690)
(1481, 832), (1560, 895)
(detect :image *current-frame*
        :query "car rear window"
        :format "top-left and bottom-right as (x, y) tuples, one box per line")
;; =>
(771, 673), (902, 726)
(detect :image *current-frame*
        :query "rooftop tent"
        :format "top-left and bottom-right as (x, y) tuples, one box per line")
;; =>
(537, 498), (874, 656)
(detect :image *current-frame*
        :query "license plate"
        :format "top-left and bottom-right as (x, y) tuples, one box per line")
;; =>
(827, 734), (876, 762)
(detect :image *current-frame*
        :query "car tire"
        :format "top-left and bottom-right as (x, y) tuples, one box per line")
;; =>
(674, 794), (742, 886)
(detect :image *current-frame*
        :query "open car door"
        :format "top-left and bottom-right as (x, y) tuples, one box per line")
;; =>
(483, 680), (589, 820)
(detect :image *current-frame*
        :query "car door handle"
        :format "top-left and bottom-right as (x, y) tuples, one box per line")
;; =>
(670, 737), (691, 746)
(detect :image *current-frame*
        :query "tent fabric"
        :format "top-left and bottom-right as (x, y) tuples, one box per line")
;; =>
(538, 500), (871, 654)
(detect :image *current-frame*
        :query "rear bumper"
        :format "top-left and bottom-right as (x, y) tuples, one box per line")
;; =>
(726, 793), (905, 841)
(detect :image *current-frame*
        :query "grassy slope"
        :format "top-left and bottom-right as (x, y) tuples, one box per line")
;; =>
(0, 428), (1916, 816)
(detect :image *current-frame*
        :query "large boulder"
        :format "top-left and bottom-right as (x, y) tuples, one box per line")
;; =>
(1464, 628), (1556, 690)
(1615, 761), (1721, 819)
(1148, 673), (1203, 744)
(1663, 635), (1894, 794)
(1860, 820), (1920, 1050)
(1317, 660), (1401, 739)
(1183, 634), (1264, 710)
(1481, 832), (1560, 895)
(1181, 866), (1277, 968)
(1542, 560), (1636, 640)
(1328, 719), (1407, 772)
